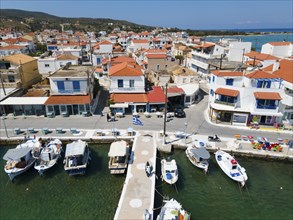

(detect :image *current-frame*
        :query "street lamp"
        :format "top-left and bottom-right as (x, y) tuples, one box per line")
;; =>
(2, 117), (8, 138)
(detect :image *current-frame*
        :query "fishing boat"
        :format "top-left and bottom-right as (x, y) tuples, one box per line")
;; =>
(185, 146), (210, 173)
(34, 138), (62, 175)
(108, 140), (130, 174)
(64, 139), (90, 176)
(157, 198), (191, 220)
(161, 158), (178, 185)
(3, 137), (41, 181)
(215, 150), (248, 187)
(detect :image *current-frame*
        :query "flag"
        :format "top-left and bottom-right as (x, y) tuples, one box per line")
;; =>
(132, 116), (143, 126)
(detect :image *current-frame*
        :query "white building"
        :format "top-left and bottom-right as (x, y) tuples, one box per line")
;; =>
(127, 39), (150, 53)
(261, 42), (293, 59)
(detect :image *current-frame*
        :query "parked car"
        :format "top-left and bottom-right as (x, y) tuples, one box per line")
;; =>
(174, 106), (186, 118)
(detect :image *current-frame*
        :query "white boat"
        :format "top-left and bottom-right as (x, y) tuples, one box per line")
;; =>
(34, 138), (62, 175)
(161, 158), (178, 185)
(215, 150), (248, 187)
(108, 140), (130, 174)
(157, 198), (190, 220)
(64, 139), (90, 176)
(185, 146), (210, 173)
(3, 137), (41, 181)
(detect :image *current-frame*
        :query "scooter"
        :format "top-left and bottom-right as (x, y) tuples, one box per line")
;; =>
(208, 134), (221, 142)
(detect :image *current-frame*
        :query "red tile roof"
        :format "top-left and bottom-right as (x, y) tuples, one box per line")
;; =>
(132, 39), (149, 44)
(147, 86), (166, 103)
(145, 54), (167, 59)
(273, 60), (293, 83)
(215, 88), (239, 97)
(111, 56), (135, 64)
(245, 70), (279, 79)
(0, 45), (24, 50)
(268, 42), (292, 46)
(167, 87), (185, 94)
(254, 92), (282, 100)
(45, 95), (90, 105)
(212, 70), (243, 77)
(109, 62), (143, 76)
(110, 93), (148, 103)
(244, 51), (278, 61)
(192, 42), (215, 49)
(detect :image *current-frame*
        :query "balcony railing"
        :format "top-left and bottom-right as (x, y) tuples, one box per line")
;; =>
(50, 89), (88, 95)
(256, 105), (277, 110)
(215, 100), (236, 107)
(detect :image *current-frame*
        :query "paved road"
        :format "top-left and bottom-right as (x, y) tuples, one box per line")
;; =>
(1, 95), (292, 142)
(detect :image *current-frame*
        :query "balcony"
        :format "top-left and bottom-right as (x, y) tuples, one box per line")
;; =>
(50, 89), (88, 95)
(215, 99), (236, 107)
(256, 104), (277, 110)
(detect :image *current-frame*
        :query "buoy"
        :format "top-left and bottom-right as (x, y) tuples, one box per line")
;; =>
(219, 187), (221, 190)
(26, 188), (29, 191)
(280, 187), (283, 190)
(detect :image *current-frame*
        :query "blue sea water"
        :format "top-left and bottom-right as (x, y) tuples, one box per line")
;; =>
(205, 32), (293, 52)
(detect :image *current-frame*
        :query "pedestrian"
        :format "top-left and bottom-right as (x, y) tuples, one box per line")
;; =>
(107, 113), (110, 122)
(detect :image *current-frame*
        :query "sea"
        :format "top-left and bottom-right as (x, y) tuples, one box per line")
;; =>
(204, 28), (293, 52)
(1, 144), (293, 220)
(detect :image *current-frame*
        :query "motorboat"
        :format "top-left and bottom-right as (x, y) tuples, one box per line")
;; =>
(3, 137), (41, 181)
(34, 138), (62, 175)
(108, 140), (130, 174)
(64, 139), (90, 175)
(215, 150), (248, 187)
(157, 198), (190, 220)
(185, 146), (210, 173)
(161, 158), (178, 185)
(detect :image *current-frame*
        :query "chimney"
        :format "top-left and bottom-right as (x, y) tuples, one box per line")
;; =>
(272, 60), (280, 72)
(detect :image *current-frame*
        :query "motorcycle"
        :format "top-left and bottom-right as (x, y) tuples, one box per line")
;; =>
(208, 135), (221, 142)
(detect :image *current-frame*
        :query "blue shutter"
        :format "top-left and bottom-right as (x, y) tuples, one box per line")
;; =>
(266, 80), (271, 88)
(57, 81), (65, 92)
(72, 81), (80, 92)
(257, 80), (262, 88)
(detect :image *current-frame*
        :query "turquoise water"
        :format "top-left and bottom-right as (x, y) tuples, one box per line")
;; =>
(205, 33), (293, 51)
(156, 150), (293, 220)
(1, 145), (292, 220)
(0, 144), (125, 220)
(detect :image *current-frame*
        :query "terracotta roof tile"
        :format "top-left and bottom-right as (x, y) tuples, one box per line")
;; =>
(145, 54), (166, 59)
(244, 51), (278, 61)
(215, 88), (239, 97)
(0, 45), (24, 50)
(45, 95), (90, 105)
(110, 93), (148, 103)
(245, 70), (279, 79)
(3, 53), (36, 64)
(273, 60), (293, 83)
(268, 42), (292, 46)
(109, 62), (143, 76)
(212, 70), (243, 77)
(167, 87), (185, 94)
(254, 92), (282, 100)
(132, 39), (149, 44)
(56, 54), (79, 60)
(147, 86), (166, 103)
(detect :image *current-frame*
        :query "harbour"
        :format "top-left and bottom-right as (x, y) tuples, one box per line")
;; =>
(1, 129), (293, 220)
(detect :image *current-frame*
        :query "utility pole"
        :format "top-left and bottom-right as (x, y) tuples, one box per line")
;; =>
(163, 83), (168, 144)
(2, 117), (8, 138)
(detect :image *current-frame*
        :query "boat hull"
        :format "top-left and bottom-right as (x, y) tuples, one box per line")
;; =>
(185, 147), (209, 172)
(5, 159), (36, 181)
(215, 150), (248, 186)
(161, 159), (178, 185)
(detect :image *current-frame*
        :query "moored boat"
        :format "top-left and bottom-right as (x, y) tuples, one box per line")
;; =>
(3, 137), (41, 181)
(185, 146), (210, 173)
(34, 138), (62, 175)
(215, 150), (248, 187)
(64, 139), (90, 176)
(161, 158), (178, 185)
(157, 198), (190, 220)
(108, 140), (130, 174)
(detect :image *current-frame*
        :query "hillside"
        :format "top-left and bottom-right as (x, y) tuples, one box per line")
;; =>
(0, 9), (156, 33)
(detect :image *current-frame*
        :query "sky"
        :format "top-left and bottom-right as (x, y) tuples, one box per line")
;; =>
(1, 0), (293, 30)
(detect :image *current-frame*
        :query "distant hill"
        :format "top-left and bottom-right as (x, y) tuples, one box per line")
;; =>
(0, 9), (156, 33)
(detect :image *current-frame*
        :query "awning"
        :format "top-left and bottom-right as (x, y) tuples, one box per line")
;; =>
(254, 92), (282, 100)
(108, 141), (128, 157)
(0, 97), (48, 105)
(3, 148), (32, 160)
(215, 88), (239, 97)
(190, 147), (210, 159)
(45, 95), (90, 105)
(110, 103), (129, 108)
(65, 140), (87, 157)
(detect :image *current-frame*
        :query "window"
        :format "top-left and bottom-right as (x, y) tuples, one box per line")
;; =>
(257, 80), (271, 88)
(60, 105), (66, 112)
(210, 89), (214, 96)
(118, 79), (124, 88)
(156, 64), (160, 70)
(72, 81), (80, 92)
(45, 64), (50, 67)
(57, 81), (65, 92)
(257, 99), (276, 109)
(226, 78), (234, 86)
(8, 75), (15, 82)
(212, 76), (215, 82)
(129, 80), (134, 88)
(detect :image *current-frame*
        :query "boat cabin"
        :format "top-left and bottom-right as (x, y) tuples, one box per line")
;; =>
(108, 140), (129, 174)
(230, 159), (238, 169)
